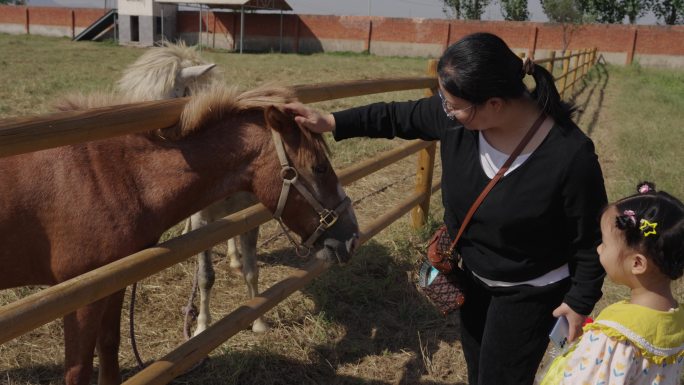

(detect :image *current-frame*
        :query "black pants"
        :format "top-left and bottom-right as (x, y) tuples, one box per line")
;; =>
(459, 269), (571, 385)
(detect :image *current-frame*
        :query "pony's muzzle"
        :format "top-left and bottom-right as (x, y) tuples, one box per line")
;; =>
(316, 233), (359, 265)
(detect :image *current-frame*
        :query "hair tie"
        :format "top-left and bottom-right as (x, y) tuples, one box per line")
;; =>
(616, 209), (638, 230)
(522, 57), (535, 76)
(623, 210), (637, 225)
(637, 181), (655, 194)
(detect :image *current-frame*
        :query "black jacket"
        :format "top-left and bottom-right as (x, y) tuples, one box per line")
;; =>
(332, 95), (607, 315)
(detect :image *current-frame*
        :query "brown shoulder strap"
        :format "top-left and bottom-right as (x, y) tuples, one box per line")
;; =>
(448, 113), (547, 254)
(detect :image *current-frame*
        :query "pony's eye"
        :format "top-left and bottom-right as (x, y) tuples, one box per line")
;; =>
(312, 164), (329, 175)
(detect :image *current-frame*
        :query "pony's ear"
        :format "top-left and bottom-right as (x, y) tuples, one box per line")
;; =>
(178, 63), (216, 81)
(264, 105), (296, 134)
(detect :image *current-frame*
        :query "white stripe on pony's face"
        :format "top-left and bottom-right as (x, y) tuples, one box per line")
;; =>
(172, 63), (217, 98)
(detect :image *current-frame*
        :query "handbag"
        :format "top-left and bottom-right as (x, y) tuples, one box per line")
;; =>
(418, 113), (547, 315)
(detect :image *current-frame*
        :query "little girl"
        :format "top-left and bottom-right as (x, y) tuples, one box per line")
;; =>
(541, 182), (684, 385)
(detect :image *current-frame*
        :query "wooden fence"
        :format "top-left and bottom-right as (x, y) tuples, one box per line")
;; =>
(534, 48), (598, 99)
(0, 48), (598, 385)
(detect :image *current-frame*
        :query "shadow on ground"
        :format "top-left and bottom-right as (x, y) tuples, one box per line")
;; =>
(571, 56), (610, 137)
(123, 239), (467, 384)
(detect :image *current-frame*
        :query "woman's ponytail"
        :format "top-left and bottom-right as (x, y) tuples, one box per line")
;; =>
(529, 62), (576, 124)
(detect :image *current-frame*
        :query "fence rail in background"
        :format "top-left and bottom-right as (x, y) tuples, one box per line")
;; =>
(535, 48), (598, 99)
(0, 51), (598, 384)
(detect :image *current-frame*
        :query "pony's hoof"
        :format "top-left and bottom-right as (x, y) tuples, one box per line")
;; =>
(252, 318), (269, 333)
(192, 325), (207, 338)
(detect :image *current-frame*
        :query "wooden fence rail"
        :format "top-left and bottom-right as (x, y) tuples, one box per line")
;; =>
(0, 51), (598, 384)
(534, 48), (598, 99)
(0, 78), (436, 159)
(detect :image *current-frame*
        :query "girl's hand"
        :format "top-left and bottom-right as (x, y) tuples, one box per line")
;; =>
(552, 303), (586, 342)
(284, 102), (336, 134)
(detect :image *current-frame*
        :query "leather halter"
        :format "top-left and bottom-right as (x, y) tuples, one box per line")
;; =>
(270, 130), (351, 257)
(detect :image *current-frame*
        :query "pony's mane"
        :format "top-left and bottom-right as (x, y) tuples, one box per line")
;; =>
(53, 84), (329, 164)
(161, 83), (330, 164)
(116, 41), (222, 102)
(162, 83), (298, 139)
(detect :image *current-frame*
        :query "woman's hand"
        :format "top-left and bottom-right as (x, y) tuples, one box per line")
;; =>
(552, 302), (586, 343)
(284, 102), (336, 134)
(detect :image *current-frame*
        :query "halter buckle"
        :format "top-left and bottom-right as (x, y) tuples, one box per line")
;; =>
(319, 209), (339, 228)
(280, 166), (298, 182)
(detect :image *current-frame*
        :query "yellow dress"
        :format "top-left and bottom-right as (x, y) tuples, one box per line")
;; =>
(540, 301), (684, 385)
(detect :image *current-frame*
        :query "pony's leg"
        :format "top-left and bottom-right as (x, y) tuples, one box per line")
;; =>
(239, 227), (268, 333)
(227, 237), (242, 272)
(193, 248), (215, 337)
(63, 300), (107, 385)
(184, 211), (217, 337)
(96, 290), (125, 385)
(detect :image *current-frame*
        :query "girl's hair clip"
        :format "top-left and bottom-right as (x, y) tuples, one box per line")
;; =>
(639, 219), (658, 237)
(637, 181), (655, 194)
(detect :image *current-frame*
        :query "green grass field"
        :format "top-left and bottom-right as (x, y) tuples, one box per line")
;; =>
(0, 33), (682, 385)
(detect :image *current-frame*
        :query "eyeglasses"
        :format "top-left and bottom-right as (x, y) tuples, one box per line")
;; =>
(438, 89), (474, 120)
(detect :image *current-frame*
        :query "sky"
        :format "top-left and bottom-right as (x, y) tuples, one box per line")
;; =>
(27, 0), (658, 24)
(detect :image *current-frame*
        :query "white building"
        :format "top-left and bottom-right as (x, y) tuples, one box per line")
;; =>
(117, 0), (291, 48)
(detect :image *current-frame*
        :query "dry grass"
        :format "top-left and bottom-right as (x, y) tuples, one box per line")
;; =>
(1, 34), (683, 385)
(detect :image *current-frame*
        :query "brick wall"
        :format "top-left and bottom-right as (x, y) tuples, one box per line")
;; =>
(176, 11), (683, 66)
(0, 6), (107, 37)
(2, 5), (683, 67)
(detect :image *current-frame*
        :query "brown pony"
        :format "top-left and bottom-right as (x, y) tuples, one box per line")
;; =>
(114, 42), (267, 336)
(0, 84), (359, 385)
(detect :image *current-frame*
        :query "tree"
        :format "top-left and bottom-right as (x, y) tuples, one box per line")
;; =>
(577, 0), (626, 23)
(0, 0), (27, 4)
(623, 0), (653, 23)
(542, 0), (585, 51)
(652, 0), (684, 24)
(443, 0), (492, 20)
(501, 0), (530, 20)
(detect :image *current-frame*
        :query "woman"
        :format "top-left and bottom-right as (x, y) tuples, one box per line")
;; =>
(286, 32), (607, 385)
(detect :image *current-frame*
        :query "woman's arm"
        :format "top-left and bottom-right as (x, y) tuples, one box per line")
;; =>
(558, 139), (608, 336)
(287, 96), (452, 141)
(285, 102), (336, 134)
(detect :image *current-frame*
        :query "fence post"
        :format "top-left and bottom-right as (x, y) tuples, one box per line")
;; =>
(411, 59), (438, 229)
(626, 29), (638, 65)
(583, 49), (589, 76)
(570, 51), (580, 96)
(365, 19), (373, 54)
(559, 50), (571, 99)
(71, 10), (75, 39)
(294, 16), (300, 54)
(528, 26), (538, 59)
(545, 50), (556, 77)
